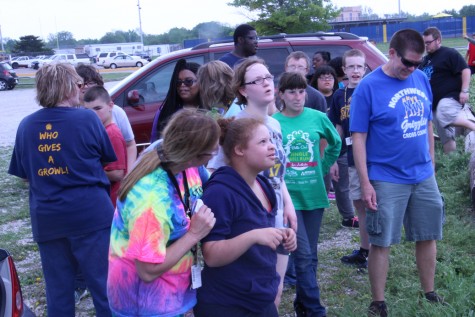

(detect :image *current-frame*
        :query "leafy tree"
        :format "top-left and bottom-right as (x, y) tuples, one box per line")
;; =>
(228, 0), (340, 35)
(100, 31), (126, 43)
(100, 30), (141, 44)
(47, 31), (77, 48)
(192, 22), (234, 40)
(460, 5), (475, 17)
(168, 27), (193, 44)
(12, 35), (53, 54)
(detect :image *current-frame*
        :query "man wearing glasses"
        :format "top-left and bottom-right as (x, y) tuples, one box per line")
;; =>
(419, 27), (474, 154)
(219, 24), (258, 68)
(350, 29), (445, 317)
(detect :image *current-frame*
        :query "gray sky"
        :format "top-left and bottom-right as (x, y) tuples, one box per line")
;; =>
(0, 0), (472, 41)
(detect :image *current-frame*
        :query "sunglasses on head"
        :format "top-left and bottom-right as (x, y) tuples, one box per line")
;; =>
(177, 78), (197, 87)
(396, 50), (422, 68)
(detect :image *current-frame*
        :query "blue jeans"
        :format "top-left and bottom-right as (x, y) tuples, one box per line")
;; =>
(293, 209), (326, 317)
(38, 228), (111, 317)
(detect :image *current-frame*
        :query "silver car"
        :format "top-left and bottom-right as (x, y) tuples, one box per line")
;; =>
(103, 55), (149, 69)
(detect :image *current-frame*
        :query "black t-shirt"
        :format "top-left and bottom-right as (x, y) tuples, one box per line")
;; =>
(419, 46), (468, 109)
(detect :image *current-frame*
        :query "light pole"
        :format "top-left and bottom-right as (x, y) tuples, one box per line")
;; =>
(137, 0), (144, 50)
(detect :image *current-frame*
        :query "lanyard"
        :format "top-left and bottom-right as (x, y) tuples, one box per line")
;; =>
(165, 169), (191, 217)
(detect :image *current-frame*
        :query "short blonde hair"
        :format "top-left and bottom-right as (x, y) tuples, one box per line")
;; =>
(198, 60), (234, 109)
(35, 63), (82, 108)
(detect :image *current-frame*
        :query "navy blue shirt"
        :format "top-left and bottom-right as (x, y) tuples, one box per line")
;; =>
(9, 107), (116, 242)
(198, 166), (279, 313)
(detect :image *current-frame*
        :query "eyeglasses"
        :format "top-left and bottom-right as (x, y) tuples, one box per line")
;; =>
(345, 65), (366, 71)
(424, 38), (437, 46)
(287, 65), (307, 71)
(244, 75), (274, 85)
(76, 82), (84, 89)
(177, 78), (197, 87)
(396, 50), (422, 68)
(246, 36), (259, 41)
(83, 81), (98, 88)
(318, 76), (334, 81)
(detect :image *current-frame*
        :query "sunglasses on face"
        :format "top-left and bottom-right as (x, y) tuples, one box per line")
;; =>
(177, 78), (197, 87)
(396, 50), (422, 68)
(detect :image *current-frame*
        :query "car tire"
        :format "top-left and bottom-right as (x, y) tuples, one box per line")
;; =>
(0, 80), (7, 91)
(7, 85), (15, 90)
(11, 63), (19, 69)
(136, 62), (143, 67)
(110, 64), (117, 69)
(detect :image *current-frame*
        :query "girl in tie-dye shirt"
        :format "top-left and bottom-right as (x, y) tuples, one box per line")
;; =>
(107, 109), (219, 317)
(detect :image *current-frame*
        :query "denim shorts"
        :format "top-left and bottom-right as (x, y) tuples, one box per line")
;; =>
(366, 175), (444, 247)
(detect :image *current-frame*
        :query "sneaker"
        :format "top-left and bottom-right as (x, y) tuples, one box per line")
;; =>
(341, 249), (368, 268)
(327, 191), (336, 200)
(368, 301), (388, 317)
(75, 288), (88, 305)
(424, 291), (445, 304)
(341, 216), (359, 228)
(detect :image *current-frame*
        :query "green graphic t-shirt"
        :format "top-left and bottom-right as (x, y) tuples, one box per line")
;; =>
(274, 108), (341, 210)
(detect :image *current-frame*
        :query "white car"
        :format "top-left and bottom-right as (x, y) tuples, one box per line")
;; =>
(103, 55), (149, 69)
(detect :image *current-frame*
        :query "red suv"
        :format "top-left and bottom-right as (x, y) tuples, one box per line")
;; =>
(108, 32), (388, 147)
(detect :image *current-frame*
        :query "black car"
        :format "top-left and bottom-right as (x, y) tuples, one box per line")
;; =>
(0, 249), (35, 317)
(0, 62), (18, 91)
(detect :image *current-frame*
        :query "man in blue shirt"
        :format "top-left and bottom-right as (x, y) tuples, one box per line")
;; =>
(219, 24), (258, 68)
(350, 29), (445, 317)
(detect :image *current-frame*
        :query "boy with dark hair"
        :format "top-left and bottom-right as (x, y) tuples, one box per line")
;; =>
(84, 86), (127, 208)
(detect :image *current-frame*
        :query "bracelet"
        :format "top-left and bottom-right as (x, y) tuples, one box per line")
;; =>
(462, 89), (469, 93)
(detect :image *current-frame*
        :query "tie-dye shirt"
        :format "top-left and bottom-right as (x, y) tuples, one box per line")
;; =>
(107, 165), (209, 317)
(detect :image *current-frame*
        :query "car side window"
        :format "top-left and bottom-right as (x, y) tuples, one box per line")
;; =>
(125, 55), (205, 106)
(256, 48), (292, 77)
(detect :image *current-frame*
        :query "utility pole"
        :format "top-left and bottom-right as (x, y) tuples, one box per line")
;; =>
(0, 25), (4, 51)
(137, 0), (144, 50)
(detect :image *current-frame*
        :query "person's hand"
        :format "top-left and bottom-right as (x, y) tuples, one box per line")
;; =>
(361, 182), (378, 211)
(460, 91), (469, 105)
(464, 34), (469, 39)
(188, 204), (216, 241)
(281, 228), (297, 252)
(254, 228), (284, 250)
(283, 202), (298, 232)
(329, 162), (339, 182)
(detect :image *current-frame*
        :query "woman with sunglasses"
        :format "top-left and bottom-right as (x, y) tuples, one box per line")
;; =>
(108, 109), (218, 317)
(9, 63), (116, 316)
(207, 57), (297, 312)
(151, 59), (202, 141)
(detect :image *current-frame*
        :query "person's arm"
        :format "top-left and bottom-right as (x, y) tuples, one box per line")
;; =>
(105, 169), (125, 182)
(460, 68), (471, 105)
(352, 132), (377, 211)
(135, 204), (216, 282)
(427, 121), (435, 172)
(281, 181), (297, 232)
(320, 116), (342, 175)
(464, 34), (475, 45)
(202, 227), (284, 267)
(126, 140), (137, 174)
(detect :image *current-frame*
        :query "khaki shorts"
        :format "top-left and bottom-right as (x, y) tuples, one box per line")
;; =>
(348, 166), (362, 201)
